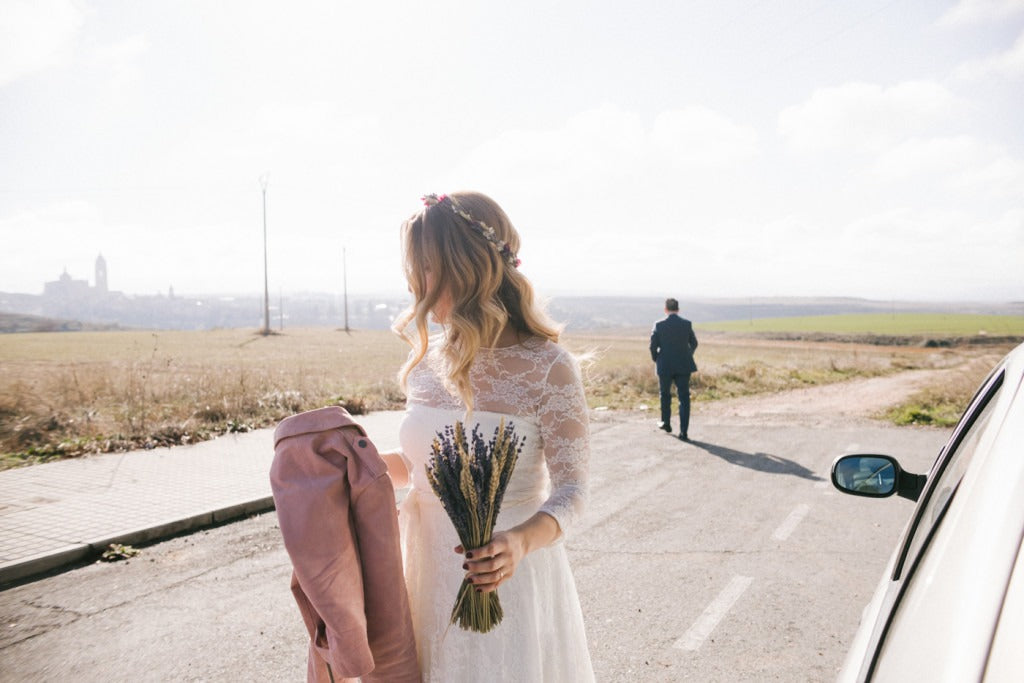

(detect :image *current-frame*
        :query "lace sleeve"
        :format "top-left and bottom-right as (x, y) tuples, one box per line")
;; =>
(537, 350), (590, 538)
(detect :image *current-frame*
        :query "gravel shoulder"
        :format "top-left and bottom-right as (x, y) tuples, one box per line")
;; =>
(691, 350), (1005, 429)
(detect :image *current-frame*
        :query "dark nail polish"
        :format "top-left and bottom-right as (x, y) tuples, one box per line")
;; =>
(465, 552), (473, 559)
(462, 563), (468, 570)
(475, 587), (482, 593)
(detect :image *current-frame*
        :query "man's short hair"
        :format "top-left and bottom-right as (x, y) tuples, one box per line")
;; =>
(665, 298), (679, 312)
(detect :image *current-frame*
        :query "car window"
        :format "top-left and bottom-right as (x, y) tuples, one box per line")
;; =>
(894, 370), (1003, 580)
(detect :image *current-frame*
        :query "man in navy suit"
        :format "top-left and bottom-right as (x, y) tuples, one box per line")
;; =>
(649, 298), (698, 440)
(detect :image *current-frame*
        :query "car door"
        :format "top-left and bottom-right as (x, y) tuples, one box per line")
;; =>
(984, 529), (1024, 679)
(847, 363), (1016, 681)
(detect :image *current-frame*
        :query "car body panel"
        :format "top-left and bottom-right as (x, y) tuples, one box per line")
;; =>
(984, 532), (1024, 679)
(873, 369), (1024, 680)
(837, 343), (1024, 681)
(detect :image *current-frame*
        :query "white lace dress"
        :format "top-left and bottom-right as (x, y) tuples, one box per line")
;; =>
(397, 336), (595, 682)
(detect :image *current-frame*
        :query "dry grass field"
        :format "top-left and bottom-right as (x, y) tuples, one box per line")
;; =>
(0, 328), (409, 468)
(563, 330), (985, 408)
(0, 327), (1012, 469)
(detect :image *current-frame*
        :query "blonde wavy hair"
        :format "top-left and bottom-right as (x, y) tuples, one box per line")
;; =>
(392, 191), (562, 411)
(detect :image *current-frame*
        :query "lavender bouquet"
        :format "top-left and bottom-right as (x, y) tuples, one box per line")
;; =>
(425, 418), (524, 633)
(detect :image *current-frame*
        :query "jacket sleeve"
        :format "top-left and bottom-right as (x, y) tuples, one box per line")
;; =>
(689, 325), (698, 353)
(649, 324), (660, 362)
(349, 438), (421, 683)
(270, 430), (375, 679)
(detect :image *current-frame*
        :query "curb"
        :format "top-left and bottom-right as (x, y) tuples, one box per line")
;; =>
(0, 496), (276, 586)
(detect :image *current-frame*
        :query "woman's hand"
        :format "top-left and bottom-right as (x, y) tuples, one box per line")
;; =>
(456, 529), (526, 593)
(454, 512), (561, 593)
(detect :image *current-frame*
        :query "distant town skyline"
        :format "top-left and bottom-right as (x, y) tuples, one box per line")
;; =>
(0, 250), (410, 331)
(2, 0), (1022, 302)
(6, 251), (1021, 333)
(13, 254), (402, 299)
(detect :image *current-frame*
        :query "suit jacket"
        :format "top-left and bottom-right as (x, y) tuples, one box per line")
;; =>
(650, 313), (698, 376)
(270, 406), (420, 683)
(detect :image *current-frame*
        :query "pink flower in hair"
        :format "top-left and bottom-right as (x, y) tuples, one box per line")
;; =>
(417, 192), (520, 268)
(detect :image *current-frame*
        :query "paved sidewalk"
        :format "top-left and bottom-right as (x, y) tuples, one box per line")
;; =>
(0, 411), (405, 585)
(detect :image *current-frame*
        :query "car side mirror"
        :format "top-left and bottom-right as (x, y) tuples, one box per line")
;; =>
(831, 454), (927, 502)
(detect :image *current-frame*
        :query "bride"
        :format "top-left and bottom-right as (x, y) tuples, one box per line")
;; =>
(381, 191), (595, 682)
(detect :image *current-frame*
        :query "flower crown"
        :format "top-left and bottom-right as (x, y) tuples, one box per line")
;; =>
(421, 193), (521, 268)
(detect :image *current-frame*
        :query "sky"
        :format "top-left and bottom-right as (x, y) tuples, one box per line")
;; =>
(1, 0), (1022, 302)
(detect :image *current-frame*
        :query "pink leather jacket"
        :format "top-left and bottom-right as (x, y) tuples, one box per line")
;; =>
(270, 406), (420, 683)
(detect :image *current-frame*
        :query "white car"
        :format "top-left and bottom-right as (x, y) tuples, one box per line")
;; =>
(831, 342), (1024, 681)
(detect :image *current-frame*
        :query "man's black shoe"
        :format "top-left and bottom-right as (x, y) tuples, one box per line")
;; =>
(658, 422), (672, 433)
(679, 433), (689, 441)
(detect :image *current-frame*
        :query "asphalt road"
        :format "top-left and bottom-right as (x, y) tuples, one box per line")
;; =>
(0, 409), (948, 682)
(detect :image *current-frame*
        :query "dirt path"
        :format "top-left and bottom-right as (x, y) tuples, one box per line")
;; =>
(693, 350), (1005, 428)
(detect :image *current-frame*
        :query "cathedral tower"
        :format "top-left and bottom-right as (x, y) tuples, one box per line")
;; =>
(95, 254), (108, 294)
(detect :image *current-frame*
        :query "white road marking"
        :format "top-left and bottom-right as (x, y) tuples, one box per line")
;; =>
(673, 575), (754, 652)
(772, 503), (811, 541)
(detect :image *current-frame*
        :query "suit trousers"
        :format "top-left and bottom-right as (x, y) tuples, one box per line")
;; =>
(659, 372), (691, 435)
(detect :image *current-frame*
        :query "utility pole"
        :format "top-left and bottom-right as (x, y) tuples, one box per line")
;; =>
(342, 246), (350, 333)
(260, 175), (270, 336)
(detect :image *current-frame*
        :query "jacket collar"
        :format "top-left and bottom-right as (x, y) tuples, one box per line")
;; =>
(274, 406), (366, 448)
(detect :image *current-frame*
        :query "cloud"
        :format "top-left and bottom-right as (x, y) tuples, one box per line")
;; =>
(442, 101), (1024, 300)
(0, 0), (83, 86)
(243, 101), (381, 149)
(873, 136), (1024, 200)
(137, 99), (385, 196)
(954, 30), (1024, 79)
(89, 34), (149, 89)
(778, 81), (959, 153)
(451, 103), (758, 201)
(444, 103), (762, 263)
(0, 199), (274, 295)
(953, 154), (1024, 200)
(594, 205), (1023, 300)
(844, 206), (1022, 258)
(872, 136), (981, 180)
(451, 105), (646, 190)
(439, 104), (764, 296)
(821, 206), (1023, 298)
(0, 201), (103, 292)
(937, 0), (1024, 27)
(651, 107), (759, 167)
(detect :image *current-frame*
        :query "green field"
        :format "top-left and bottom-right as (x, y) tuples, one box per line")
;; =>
(699, 313), (1024, 336)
